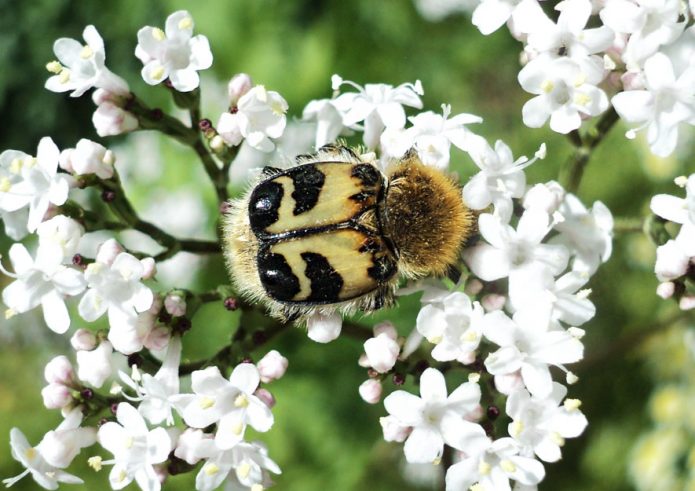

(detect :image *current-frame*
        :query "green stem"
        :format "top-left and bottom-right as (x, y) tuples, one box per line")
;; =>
(613, 216), (645, 234)
(559, 106), (620, 193)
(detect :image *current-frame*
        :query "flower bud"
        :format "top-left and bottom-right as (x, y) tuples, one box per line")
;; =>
(465, 278), (484, 296)
(70, 329), (98, 351)
(655, 241), (689, 281)
(59, 149), (75, 173)
(379, 415), (411, 442)
(481, 293), (506, 311)
(164, 293), (187, 317)
(306, 312), (342, 343)
(140, 257), (157, 280)
(95, 239), (124, 266)
(256, 350), (288, 383)
(41, 383), (72, 409)
(358, 353), (370, 368)
(358, 379), (383, 404)
(227, 73), (253, 106)
(493, 371), (524, 395)
(364, 333), (400, 373)
(656, 281), (676, 299)
(373, 321), (397, 340)
(44, 355), (74, 385)
(523, 181), (565, 214)
(216, 112), (243, 147)
(92, 101), (138, 137)
(76, 341), (114, 388)
(680, 294), (695, 311)
(254, 388), (276, 408)
(144, 326), (172, 352)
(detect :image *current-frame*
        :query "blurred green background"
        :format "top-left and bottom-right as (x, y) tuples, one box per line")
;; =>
(0, 0), (694, 490)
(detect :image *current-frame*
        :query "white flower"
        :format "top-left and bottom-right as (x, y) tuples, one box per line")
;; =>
(445, 437), (545, 491)
(3, 428), (83, 489)
(173, 428), (216, 466)
(76, 340), (117, 388)
(302, 98), (347, 148)
(397, 104), (482, 169)
(472, 0), (539, 35)
(196, 441), (281, 491)
(507, 383), (587, 462)
(364, 332), (400, 373)
(227, 73), (253, 106)
(552, 194), (613, 275)
(36, 215), (84, 265)
(383, 368), (486, 463)
(173, 364), (274, 450)
(509, 269), (596, 326)
(306, 311), (343, 343)
(379, 415), (412, 442)
(359, 379), (384, 404)
(38, 408), (97, 469)
(463, 211), (569, 286)
(416, 289), (485, 364)
(120, 336), (182, 425)
(651, 174), (695, 226)
(525, 0), (614, 61)
(41, 356), (76, 410)
(217, 86), (288, 152)
(92, 90), (139, 137)
(519, 55), (608, 134)
(97, 403), (172, 491)
(1, 243), (86, 334)
(522, 181), (566, 215)
(483, 308), (584, 397)
(612, 53), (695, 157)
(256, 350), (289, 383)
(45, 25), (129, 98)
(600, 0), (685, 67)
(654, 239), (691, 281)
(135, 10), (212, 91)
(0, 138), (73, 232)
(78, 239), (154, 335)
(463, 139), (545, 221)
(59, 139), (115, 179)
(331, 75), (424, 149)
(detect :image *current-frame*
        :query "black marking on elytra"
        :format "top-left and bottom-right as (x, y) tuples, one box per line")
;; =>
(359, 237), (380, 253)
(290, 164), (325, 215)
(349, 191), (374, 202)
(257, 248), (301, 301)
(301, 252), (343, 302)
(351, 164), (380, 187)
(368, 255), (397, 282)
(249, 181), (284, 235)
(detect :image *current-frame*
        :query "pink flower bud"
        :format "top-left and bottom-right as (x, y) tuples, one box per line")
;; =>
(44, 356), (74, 385)
(41, 383), (72, 409)
(373, 321), (397, 340)
(70, 329), (98, 351)
(358, 353), (370, 368)
(227, 73), (253, 106)
(254, 388), (276, 408)
(379, 415), (411, 442)
(143, 326), (171, 352)
(358, 379), (383, 404)
(95, 239), (124, 266)
(164, 293), (186, 317)
(481, 293), (506, 311)
(493, 371), (524, 395)
(680, 294), (695, 311)
(656, 281), (676, 299)
(465, 278), (484, 296)
(621, 70), (645, 91)
(59, 149), (75, 173)
(140, 257), (156, 280)
(92, 102), (138, 137)
(364, 333), (400, 373)
(257, 350), (288, 383)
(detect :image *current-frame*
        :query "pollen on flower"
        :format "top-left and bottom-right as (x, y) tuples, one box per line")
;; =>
(231, 421), (244, 435)
(204, 463), (220, 476)
(432, 456), (442, 465)
(462, 331), (479, 343)
(237, 462), (251, 479)
(102, 150), (115, 166)
(541, 80), (554, 93)
(79, 45), (93, 59)
(573, 73), (587, 87)
(478, 460), (492, 475)
(59, 68), (71, 84)
(566, 372), (579, 385)
(124, 436), (134, 449)
(9, 158), (23, 174)
(551, 432), (566, 446)
(510, 420), (524, 437)
(150, 66), (166, 81)
(234, 393), (249, 408)
(178, 17), (193, 30)
(674, 175), (688, 187)
(24, 447), (36, 460)
(46, 60), (62, 74)
(500, 459), (517, 473)
(564, 398), (582, 411)
(117, 470), (127, 482)
(199, 396), (215, 409)
(573, 92), (591, 107)
(88, 456), (103, 471)
(577, 288), (592, 299)
(427, 334), (443, 344)
(152, 27), (166, 41)
(0, 177), (10, 193)
(468, 373), (481, 383)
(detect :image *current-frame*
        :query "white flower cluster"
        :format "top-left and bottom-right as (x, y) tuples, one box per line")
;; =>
(297, 75), (611, 489)
(461, 0), (695, 157)
(651, 174), (695, 310)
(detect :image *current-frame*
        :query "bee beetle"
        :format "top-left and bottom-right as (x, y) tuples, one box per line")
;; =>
(222, 144), (474, 322)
